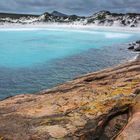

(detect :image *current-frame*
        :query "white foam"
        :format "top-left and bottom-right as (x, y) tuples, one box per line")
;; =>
(105, 33), (132, 39)
(129, 53), (139, 62)
(0, 23), (140, 34)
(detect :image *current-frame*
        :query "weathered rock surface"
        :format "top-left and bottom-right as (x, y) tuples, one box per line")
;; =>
(0, 56), (140, 140)
(116, 92), (140, 140)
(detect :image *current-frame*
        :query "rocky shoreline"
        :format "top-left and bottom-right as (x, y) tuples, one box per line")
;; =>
(128, 40), (140, 51)
(0, 42), (140, 140)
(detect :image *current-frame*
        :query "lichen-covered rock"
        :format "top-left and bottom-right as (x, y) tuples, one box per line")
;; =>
(116, 93), (140, 140)
(0, 57), (140, 140)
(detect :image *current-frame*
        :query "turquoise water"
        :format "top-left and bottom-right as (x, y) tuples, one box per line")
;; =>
(0, 28), (139, 68)
(0, 28), (140, 99)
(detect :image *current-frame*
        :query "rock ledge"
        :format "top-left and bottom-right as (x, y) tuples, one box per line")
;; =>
(0, 57), (140, 140)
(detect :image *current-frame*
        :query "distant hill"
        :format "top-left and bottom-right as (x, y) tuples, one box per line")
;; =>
(0, 10), (140, 27)
(0, 13), (38, 19)
(86, 10), (140, 27)
(51, 11), (67, 17)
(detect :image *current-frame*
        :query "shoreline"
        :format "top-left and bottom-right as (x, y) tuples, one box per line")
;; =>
(0, 49), (137, 102)
(128, 53), (140, 62)
(0, 26), (139, 101)
(0, 52), (139, 139)
(0, 23), (140, 33)
(0, 25), (140, 139)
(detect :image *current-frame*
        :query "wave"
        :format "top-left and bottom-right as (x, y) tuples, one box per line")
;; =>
(105, 33), (132, 39)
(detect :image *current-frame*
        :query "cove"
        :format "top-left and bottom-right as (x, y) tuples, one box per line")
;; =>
(0, 28), (140, 99)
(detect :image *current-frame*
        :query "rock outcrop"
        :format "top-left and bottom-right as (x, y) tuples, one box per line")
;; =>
(0, 55), (140, 140)
(116, 91), (140, 140)
(86, 11), (140, 27)
(128, 40), (140, 52)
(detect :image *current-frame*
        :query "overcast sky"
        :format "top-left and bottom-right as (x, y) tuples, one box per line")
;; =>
(0, 0), (140, 16)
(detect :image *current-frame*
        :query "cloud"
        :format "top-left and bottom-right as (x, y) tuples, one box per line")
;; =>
(0, 0), (140, 15)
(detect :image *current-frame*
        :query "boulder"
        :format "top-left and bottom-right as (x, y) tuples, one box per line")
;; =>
(136, 40), (140, 44)
(128, 46), (134, 50)
(135, 46), (140, 51)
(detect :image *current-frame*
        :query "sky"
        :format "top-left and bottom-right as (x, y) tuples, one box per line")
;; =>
(0, 0), (140, 16)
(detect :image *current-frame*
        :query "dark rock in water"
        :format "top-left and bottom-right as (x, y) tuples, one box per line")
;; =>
(128, 46), (134, 50)
(136, 40), (140, 44)
(135, 46), (140, 51)
(131, 24), (136, 27)
(129, 40), (140, 51)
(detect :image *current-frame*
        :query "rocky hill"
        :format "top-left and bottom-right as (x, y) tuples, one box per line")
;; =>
(51, 11), (68, 17)
(0, 12), (39, 24)
(38, 12), (85, 24)
(86, 11), (140, 27)
(0, 11), (140, 27)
